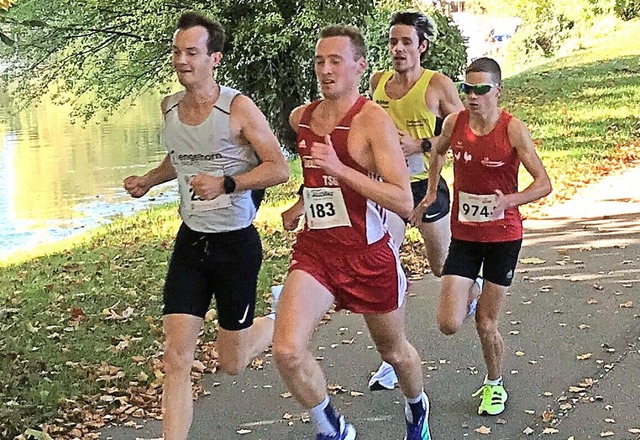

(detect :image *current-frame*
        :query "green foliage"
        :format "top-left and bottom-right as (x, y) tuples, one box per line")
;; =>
(615, 0), (640, 18)
(0, 0), (467, 151)
(0, 0), (375, 150)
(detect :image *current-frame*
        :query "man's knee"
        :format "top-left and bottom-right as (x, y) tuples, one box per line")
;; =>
(163, 344), (195, 378)
(272, 338), (305, 372)
(377, 340), (410, 366)
(437, 315), (462, 335)
(475, 316), (499, 337)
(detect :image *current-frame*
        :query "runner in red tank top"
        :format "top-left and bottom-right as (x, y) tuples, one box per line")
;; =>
(420, 57), (551, 417)
(272, 25), (433, 440)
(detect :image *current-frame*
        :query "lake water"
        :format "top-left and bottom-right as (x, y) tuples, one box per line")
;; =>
(0, 92), (179, 259)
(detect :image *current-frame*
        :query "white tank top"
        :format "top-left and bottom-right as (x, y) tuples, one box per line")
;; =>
(163, 86), (260, 233)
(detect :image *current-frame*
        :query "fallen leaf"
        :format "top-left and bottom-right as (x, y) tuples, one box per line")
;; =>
(620, 301), (633, 308)
(523, 427), (535, 435)
(600, 432), (614, 437)
(23, 430), (54, 440)
(576, 353), (593, 360)
(542, 409), (554, 422)
(236, 429), (252, 434)
(628, 428), (640, 434)
(542, 427), (558, 434)
(474, 425), (491, 435)
(520, 257), (546, 264)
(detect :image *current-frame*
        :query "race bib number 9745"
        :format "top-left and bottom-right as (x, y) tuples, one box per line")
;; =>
(458, 191), (503, 223)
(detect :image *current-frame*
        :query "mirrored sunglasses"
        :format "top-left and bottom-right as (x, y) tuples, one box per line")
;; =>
(459, 82), (499, 95)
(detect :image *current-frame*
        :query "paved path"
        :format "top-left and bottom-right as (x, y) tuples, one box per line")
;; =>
(103, 166), (640, 440)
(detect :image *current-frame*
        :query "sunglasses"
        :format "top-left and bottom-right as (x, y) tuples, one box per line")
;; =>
(459, 82), (499, 95)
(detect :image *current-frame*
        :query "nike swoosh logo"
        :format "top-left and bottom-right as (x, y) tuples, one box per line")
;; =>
(423, 212), (441, 219)
(238, 304), (250, 324)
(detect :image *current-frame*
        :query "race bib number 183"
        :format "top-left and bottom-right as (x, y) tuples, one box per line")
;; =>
(303, 187), (352, 230)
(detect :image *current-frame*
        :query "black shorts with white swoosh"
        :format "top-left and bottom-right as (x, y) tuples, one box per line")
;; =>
(411, 176), (451, 223)
(163, 223), (262, 331)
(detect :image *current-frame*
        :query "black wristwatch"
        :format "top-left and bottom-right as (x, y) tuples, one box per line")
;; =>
(223, 175), (236, 194)
(421, 138), (432, 153)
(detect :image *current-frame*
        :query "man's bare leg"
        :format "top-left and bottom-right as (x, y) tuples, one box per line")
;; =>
(162, 314), (202, 440)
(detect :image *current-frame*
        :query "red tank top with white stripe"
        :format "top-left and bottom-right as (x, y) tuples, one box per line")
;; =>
(295, 97), (388, 249)
(450, 109), (522, 242)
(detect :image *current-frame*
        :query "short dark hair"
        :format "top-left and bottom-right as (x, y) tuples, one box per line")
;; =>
(390, 11), (437, 47)
(175, 12), (225, 54)
(319, 24), (367, 61)
(466, 57), (502, 83)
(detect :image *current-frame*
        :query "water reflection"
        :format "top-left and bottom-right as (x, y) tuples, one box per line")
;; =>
(0, 92), (178, 258)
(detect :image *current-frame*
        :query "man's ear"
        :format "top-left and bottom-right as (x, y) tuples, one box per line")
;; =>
(420, 39), (429, 54)
(212, 51), (223, 68)
(357, 57), (368, 75)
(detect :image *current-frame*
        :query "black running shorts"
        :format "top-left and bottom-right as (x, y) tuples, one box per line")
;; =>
(442, 238), (523, 287)
(163, 223), (263, 331)
(411, 176), (450, 223)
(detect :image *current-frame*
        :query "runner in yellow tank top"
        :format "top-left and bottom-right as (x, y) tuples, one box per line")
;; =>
(367, 11), (482, 396)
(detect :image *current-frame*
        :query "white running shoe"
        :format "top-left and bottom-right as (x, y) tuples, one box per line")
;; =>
(467, 277), (483, 319)
(267, 285), (283, 320)
(368, 361), (398, 391)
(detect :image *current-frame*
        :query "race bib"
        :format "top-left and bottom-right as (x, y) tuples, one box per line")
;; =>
(179, 173), (232, 212)
(303, 187), (351, 230)
(458, 191), (503, 223)
(406, 153), (426, 176)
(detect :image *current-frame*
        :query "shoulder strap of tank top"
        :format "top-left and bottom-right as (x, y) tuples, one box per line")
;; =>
(214, 86), (240, 115)
(452, 109), (469, 133)
(163, 91), (185, 116)
(374, 71), (394, 97)
(338, 95), (368, 127)
(299, 100), (323, 126)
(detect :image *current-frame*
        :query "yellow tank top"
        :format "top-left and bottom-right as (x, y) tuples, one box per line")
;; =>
(372, 69), (436, 181)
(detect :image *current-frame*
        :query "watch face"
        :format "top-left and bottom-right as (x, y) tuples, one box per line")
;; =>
(224, 176), (236, 194)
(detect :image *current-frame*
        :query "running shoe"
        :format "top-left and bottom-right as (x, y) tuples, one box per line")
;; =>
(404, 395), (431, 440)
(315, 416), (356, 440)
(267, 285), (283, 320)
(472, 384), (508, 415)
(466, 277), (483, 319)
(368, 361), (398, 391)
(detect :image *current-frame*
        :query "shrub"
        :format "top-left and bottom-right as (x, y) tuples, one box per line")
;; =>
(615, 0), (640, 19)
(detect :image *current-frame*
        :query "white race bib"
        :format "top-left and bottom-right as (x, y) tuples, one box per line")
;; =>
(458, 191), (503, 223)
(303, 187), (352, 230)
(179, 173), (232, 212)
(406, 153), (426, 176)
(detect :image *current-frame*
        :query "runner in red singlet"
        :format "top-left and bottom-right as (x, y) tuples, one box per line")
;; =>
(419, 57), (551, 416)
(273, 25), (432, 440)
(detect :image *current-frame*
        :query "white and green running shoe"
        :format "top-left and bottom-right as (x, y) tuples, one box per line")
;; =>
(472, 384), (508, 415)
